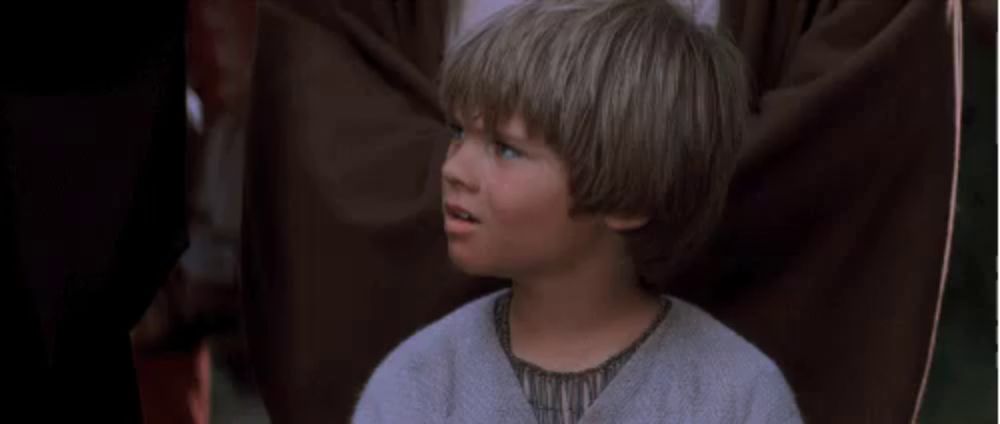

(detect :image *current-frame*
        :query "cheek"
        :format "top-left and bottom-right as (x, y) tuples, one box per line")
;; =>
(446, 240), (493, 275)
(485, 166), (575, 248)
(489, 165), (567, 222)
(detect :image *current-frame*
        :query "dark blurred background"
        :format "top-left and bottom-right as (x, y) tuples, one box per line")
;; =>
(918, 3), (997, 422)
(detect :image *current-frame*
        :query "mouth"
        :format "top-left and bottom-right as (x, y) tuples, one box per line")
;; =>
(444, 202), (480, 224)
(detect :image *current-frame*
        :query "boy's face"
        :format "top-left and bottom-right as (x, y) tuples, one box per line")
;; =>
(441, 112), (608, 279)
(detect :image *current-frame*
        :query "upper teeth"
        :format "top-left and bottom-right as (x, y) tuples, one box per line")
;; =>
(458, 212), (472, 220)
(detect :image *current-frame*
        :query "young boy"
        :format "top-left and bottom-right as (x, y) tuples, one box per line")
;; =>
(353, 0), (802, 422)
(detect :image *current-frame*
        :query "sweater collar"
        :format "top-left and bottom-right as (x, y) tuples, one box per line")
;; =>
(451, 289), (685, 423)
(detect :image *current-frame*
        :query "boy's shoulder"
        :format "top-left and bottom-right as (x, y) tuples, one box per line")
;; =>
(653, 296), (802, 422)
(662, 296), (778, 372)
(378, 289), (503, 368)
(352, 290), (506, 422)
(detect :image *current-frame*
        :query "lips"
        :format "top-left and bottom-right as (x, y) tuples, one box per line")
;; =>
(444, 202), (480, 223)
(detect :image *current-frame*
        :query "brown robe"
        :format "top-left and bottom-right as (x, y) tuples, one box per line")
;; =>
(243, 0), (960, 422)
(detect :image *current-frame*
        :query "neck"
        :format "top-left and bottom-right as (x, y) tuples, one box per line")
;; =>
(506, 236), (661, 371)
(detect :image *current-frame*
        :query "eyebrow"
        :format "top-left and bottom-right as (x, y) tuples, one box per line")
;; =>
(449, 111), (538, 147)
(493, 128), (526, 143)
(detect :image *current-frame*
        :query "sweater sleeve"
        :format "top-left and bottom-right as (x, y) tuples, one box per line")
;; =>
(351, 392), (383, 424)
(351, 323), (456, 424)
(743, 365), (803, 424)
(352, 354), (433, 424)
(351, 361), (396, 424)
(351, 347), (434, 424)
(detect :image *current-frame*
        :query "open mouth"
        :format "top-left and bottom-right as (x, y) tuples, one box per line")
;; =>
(444, 203), (480, 223)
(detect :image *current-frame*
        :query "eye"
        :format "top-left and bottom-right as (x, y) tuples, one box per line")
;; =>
(448, 124), (465, 141)
(492, 140), (522, 160)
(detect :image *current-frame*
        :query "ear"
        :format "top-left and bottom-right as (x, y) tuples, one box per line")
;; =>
(603, 214), (649, 232)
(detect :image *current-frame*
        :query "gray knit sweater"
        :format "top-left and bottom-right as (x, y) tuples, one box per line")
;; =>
(352, 290), (803, 423)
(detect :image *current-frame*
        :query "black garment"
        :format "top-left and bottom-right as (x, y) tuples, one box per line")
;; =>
(1, 3), (187, 422)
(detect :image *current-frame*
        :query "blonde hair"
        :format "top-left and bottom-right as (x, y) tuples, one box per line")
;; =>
(439, 0), (749, 285)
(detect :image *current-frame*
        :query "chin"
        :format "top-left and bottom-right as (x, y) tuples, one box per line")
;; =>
(448, 255), (486, 276)
(447, 249), (496, 277)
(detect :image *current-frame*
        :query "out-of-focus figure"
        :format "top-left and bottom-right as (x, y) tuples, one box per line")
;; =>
(131, 0), (257, 422)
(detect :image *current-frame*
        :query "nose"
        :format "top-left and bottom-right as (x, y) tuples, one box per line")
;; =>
(442, 138), (479, 193)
